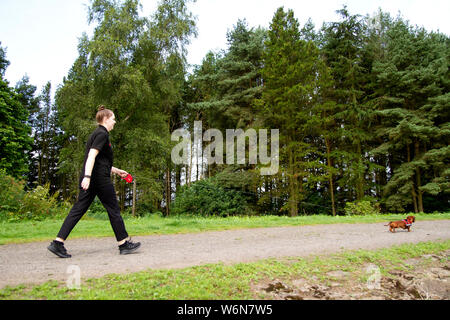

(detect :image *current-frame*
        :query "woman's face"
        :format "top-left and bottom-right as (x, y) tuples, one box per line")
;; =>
(103, 113), (116, 132)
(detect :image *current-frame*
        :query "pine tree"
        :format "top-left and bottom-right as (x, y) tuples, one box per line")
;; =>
(259, 7), (333, 216)
(186, 19), (266, 195)
(215, 19), (265, 129)
(370, 18), (449, 212)
(15, 75), (40, 187)
(32, 82), (62, 193)
(321, 7), (372, 203)
(0, 44), (33, 178)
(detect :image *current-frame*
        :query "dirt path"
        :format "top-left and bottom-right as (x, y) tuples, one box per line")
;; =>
(0, 220), (449, 289)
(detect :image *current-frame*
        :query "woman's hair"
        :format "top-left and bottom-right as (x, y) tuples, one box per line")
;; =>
(96, 105), (113, 124)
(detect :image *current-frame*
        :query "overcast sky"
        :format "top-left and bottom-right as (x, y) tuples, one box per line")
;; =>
(1, 0), (449, 95)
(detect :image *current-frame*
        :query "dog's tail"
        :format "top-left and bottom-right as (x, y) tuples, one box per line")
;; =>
(384, 222), (391, 226)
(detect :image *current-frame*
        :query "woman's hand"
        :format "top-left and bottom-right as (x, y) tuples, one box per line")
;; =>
(81, 177), (91, 190)
(112, 167), (128, 179)
(117, 169), (129, 179)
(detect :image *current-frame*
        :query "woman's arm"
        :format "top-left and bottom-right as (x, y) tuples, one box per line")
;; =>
(111, 166), (129, 178)
(81, 148), (99, 190)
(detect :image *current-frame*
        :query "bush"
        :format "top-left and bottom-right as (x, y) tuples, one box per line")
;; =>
(18, 184), (60, 220)
(344, 199), (380, 216)
(171, 178), (252, 217)
(0, 169), (25, 215)
(0, 170), (64, 221)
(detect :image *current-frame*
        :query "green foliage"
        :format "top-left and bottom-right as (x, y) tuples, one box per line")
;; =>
(189, 19), (265, 129)
(56, 0), (198, 212)
(171, 178), (252, 216)
(258, 7), (334, 216)
(0, 58), (33, 178)
(0, 42), (9, 76)
(369, 17), (449, 213)
(150, 0), (197, 58)
(0, 169), (25, 214)
(344, 199), (381, 216)
(2, 3), (449, 217)
(321, 7), (372, 203)
(18, 184), (61, 220)
(0, 170), (66, 221)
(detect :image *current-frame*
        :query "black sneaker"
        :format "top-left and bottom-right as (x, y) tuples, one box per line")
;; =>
(119, 239), (141, 255)
(47, 240), (71, 258)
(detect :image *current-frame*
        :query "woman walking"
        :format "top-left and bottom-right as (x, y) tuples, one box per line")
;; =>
(47, 106), (141, 258)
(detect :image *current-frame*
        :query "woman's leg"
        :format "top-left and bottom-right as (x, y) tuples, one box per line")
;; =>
(56, 188), (96, 240)
(96, 183), (129, 242)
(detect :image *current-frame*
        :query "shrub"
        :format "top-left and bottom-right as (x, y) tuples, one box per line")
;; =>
(344, 199), (380, 216)
(0, 169), (25, 217)
(0, 170), (64, 221)
(18, 184), (60, 220)
(171, 178), (252, 217)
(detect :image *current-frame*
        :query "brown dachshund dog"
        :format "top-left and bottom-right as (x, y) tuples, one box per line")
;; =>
(385, 216), (416, 233)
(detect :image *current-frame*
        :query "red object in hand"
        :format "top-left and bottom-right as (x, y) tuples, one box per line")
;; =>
(122, 174), (133, 183)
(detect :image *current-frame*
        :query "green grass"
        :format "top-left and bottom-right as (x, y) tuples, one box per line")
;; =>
(1, 240), (448, 300)
(1, 212), (449, 245)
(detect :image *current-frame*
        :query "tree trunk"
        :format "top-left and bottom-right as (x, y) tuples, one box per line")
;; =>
(195, 112), (200, 182)
(188, 139), (192, 186)
(407, 144), (418, 213)
(166, 168), (171, 216)
(38, 150), (42, 186)
(356, 139), (364, 200)
(175, 165), (181, 193)
(166, 114), (173, 216)
(132, 178), (136, 217)
(351, 83), (364, 201)
(415, 141), (424, 213)
(288, 146), (298, 217)
(326, 138), (336, 216)
(375, 153), (387, 199)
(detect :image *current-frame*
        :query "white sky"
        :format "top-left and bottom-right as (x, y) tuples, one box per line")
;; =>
(1, 0), (449, 95)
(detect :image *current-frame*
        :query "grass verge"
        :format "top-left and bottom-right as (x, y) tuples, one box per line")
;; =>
(0, 240), (449, 300)
(1, 212), (449, 245)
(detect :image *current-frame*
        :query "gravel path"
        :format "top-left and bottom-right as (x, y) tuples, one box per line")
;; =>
(0, 220), (449, 289)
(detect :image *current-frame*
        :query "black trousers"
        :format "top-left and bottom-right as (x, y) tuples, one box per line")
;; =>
(57, 182), (129, 242)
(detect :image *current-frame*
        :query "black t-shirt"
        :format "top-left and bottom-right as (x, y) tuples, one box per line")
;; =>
(79, 125), (114, 186)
